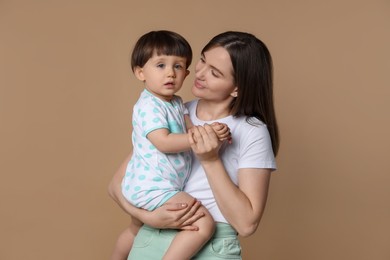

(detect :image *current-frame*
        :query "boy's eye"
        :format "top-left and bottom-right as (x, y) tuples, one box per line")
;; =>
(174, 64), (183, 70)
(157, 64), (165, 68)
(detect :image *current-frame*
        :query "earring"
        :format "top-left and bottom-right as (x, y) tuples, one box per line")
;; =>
(231, 92), (238, 97)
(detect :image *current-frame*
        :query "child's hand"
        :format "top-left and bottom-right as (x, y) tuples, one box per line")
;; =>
(211, 122), (232, 144)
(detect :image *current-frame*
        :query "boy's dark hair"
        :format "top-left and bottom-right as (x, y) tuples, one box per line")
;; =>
(131, 30), (192, 71)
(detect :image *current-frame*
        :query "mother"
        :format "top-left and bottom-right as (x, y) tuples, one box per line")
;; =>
(109, 31), (279, 259)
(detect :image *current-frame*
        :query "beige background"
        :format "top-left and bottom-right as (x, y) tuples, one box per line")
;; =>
(1, 1), (389, 259)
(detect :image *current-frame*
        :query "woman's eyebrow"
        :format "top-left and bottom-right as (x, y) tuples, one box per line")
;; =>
(202, 54), (224, 76)
(209, 63), (224, 76)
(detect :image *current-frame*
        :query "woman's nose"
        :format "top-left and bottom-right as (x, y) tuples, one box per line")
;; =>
(195, 63), (205, 79)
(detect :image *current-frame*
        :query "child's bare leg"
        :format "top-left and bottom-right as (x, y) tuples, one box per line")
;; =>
(110, 218), (142, 260)
(162, 192), (215, 260)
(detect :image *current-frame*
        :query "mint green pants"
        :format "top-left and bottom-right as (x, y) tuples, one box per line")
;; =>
(128, 223), (242, 259)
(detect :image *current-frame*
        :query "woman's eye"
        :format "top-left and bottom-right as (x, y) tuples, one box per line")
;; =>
(211, 70), (219, 77)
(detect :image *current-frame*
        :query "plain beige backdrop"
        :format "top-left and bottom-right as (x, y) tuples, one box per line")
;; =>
(1, 1), (389, 259)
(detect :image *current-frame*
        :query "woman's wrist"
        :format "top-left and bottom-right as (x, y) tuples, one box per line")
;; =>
(199, 157), (223, 169)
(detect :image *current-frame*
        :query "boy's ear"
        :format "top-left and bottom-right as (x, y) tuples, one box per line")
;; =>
(230, 87), (238, 98)
(134, 66), (145, 81)
(185, 69), (190, 77)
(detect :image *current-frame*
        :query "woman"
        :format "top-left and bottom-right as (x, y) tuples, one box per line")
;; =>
(109, 31), (279, 259)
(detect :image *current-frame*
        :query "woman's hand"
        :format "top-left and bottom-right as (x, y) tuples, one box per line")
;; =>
(188, 124), (223, 163)
(108, 152), (204, 231)
(143, 199), (204, 231)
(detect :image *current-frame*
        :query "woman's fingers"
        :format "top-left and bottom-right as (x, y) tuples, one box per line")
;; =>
(202, 124), (219, 148)
(188, 126), (203, 153)
(181, 210), (204, 227)
(190, 125), (217, 148)
(179, 225), (200, 231)
(178, 200), (205, 230)
(181, 200), (202, 222)
(192, 126), (204, 144)
(162, 199), (203, 225)
(188, 128), (195, 145)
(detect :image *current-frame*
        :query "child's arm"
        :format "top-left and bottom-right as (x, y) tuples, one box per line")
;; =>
(211, 122), (232, 143)
(184, 114), (193, 131)
(146, 114), (193, 154)
(146, 129), (189, 153)
(147, 119), (231, 154)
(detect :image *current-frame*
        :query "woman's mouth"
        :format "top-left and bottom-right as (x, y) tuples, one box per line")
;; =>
(194, 79), (205, 89)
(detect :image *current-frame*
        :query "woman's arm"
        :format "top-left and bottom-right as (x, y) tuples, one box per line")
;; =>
(188, 125), (271, 237)
(108, 152), (142, 217)
(108, 152), (204, 230)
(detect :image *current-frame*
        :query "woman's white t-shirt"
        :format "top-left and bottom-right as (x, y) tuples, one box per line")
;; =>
(184, 99), (277, 223)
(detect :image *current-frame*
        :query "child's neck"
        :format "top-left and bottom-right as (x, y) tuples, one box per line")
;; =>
(145, 89), (173, 102)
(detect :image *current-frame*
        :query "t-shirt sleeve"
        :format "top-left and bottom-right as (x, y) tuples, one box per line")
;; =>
(183, 106), (189, 115)
(134, 100), (169, 137)
(174, 95), (188, 115)
(239, 124), (277, 170)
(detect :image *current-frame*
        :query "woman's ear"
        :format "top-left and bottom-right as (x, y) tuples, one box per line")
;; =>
(134, 66), (145, 81)
(230, 87), (238, 98)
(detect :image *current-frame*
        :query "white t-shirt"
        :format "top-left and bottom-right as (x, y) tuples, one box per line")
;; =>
(184, 99), (276, 223)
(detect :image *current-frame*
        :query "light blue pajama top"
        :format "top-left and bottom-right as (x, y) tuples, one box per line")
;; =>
(122, 89), (192, 211)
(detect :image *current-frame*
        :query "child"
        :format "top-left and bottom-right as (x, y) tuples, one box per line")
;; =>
(111, 30), (231, 260)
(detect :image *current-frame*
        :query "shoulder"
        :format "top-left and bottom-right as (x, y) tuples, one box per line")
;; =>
(171, 95), (186, 110)
(135, 90), (154, 106)
(172, 95), (184, 103)
(134, 94), (168, 120)
(184, 99), (198, 112)
(136, 91), (167, 109)
(234, 117), (267, 130)
(234, 117), (270, 141)
(234, 117), (276, 168)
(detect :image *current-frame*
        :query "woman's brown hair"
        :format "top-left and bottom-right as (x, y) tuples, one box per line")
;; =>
(202, 31), (280, 156)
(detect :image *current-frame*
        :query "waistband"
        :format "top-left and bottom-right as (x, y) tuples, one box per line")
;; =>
(213, 222), (238, 237)
(142, 222), (237, 238)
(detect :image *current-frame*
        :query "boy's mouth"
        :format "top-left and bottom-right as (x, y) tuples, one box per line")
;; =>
(164, 81), (174, 86)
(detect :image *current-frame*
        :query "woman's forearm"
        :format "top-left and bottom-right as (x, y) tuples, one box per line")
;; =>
(107, 152), (169, 225)
(107, 152), (146, 220)
(201, 159), (271, 237)
(189, 124), (271, 236)
(201, 159), (255, 235)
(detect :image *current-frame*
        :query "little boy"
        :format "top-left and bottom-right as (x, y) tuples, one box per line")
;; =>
(111, 30), (230, 260)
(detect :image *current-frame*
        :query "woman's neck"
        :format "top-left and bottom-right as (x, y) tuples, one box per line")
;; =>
(196, 99), (231, 121)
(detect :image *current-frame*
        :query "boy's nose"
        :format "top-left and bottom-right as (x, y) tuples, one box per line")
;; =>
(168, 68), (176, 78)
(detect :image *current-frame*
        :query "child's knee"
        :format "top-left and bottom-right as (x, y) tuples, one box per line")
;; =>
(199, 214), (216, 239)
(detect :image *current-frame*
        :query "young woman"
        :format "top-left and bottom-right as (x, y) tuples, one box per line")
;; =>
(109, 31), (279, 259)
